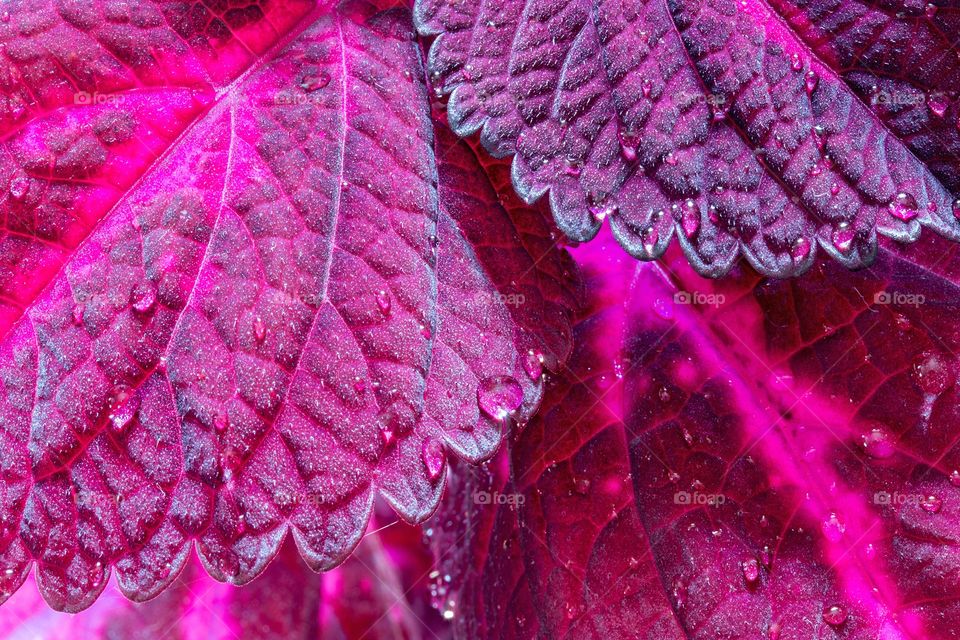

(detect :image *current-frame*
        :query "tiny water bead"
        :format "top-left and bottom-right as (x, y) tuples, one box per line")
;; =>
(477, 375), (524, 421)
(791, 237), (811, 262)
(523, 349), (544, 380)
(375, 289), (392, 315)
(928, 91), (949, 117)
(823, 604), (848, 626)
(913, 351), (952, 394)
(679, 199), (700, 237)
(253, 316), (266, 342)
(950, 469), (960, 487)
(804, 70), (819, 94)
(920, 494), (943, 513)
(861, 427), (896, 459)
(8, 176), (29, 201)
(821, 512), (845, 543)
(741, 557), (760, 585)
(832, 222), (854, 253)
(130, 283), (157, 315)
(422, 438), (445, 480)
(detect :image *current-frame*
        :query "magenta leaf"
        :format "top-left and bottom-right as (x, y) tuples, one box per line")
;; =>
(415, 0), (960, 276)
(433, 231), (960, 638)
(0, 2), (574, 611)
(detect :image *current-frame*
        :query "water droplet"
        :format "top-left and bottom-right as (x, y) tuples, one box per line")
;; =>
(928, 201), (938, 213)
(832, 222), (854, 253)
(760, 545), (773, 569)
(109, 388), (140, 434)
(679, 199), (700, 237)
(790, 53), (802, 71)
(671, 578), (687, 609)
(950, 469), (960, 487)
(791, 237), (810, 262)
(741, 557), (760, 585)
(861, 427), (895, 458)
(768, 620), (781, 639)
(953, 199), (960, 220)
(928, 91), (949, 117)
(422, 438), (445, 480)
(213, 412), (228, 434)
(913, 351), (951, 394)
(0, 12), (9, 23)
(573, 477), (591, 494)
(8, 177), (28, 201)
(564, 159), (582, 176)
(664, 151), (678, 166)
(888, 191), (919, 222)
(921, 494), (943, 513)
(652, 297), (674, 320)
(641, 78), (652, 98)
(812, 124), (826, 149)
(478, 376), (524, 421)
(821, 512), (845, 543)
(300, 72), (330, 92)
(618, 129), (638, 162)
(420, 324), (432, 340)
(589, 196), (616, 222)
(253, 316), (266, 342)
(830, 182), (841, 196)
(353, 378), (366, 394)
(642, 225), (658, 252)
(72, 303), (85, 325)
(375, 290), (392, 316)
(926, 3), (938, 18)
(523, 350), (544, 381)
(130, 283), (156, 315)
(823, 604), (848, 626)
(804, 70), (819, 94)
(710, 103), (728, 122)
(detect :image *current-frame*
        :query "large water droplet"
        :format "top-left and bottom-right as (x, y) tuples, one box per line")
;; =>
(822, 604), (848, 626)
(109, 387), (140, 434)
(618, 129), (638, 162)
(926, 3), (938, 19)
(422, 438), (445, 480)
(478, 376), (524, 421)
(888, 191), (919, 222)
(213, 412), (229, 434)
(300, 72), (330, 92)
(680, 199), (700, 237)
(791, 237), (810, 262)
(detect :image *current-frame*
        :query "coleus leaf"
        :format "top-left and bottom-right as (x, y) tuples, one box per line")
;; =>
(0, 516), (441, 639)
(433, 231), (960, 638)
(414, 0), (960, 277)
(0, 1), (575, 612)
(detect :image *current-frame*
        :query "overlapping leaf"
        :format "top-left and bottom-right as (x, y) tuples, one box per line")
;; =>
(415, 0), (960, 276)
(0, 0), (575, 612)
(433, 230), (960, 638)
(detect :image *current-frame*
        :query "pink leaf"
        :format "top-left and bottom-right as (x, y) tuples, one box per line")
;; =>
(415, 0), (960, 276)
(0, 2), (575, 611)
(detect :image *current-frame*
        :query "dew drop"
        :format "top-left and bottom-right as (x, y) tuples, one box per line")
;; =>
(680, 199), (700, 237)
(823, 604), (847, 626)
(564, 159), (582, 177)
(791, 237), (810, 262)
(523, 349), (544, 381)
(213, 412), (228, 434)
(109, 389), (140, 434)
(760, 545), (773, 569)
(375, 290), (392, 316)
(804, 70), (819, 94)
(253, 316), (266, 342)
(8, 176), (28, 201)
(641, 78), (652, 98)
(741, 557), (760, 585)
(664, 151), (678, 166)
(953, 198), (960, 220)
(790, 53), (802, 71)
(926, 3), (938, 19)
(768, 621), (781, 640)
(710, 103), (728, 122)
(950, 469), (960, 487)
(671, 578), (687, 610)
(642, 225), (659, 252)
(478, 376), (524, 421)
(420, 324), (432, 340)
(831, 222), (854, 253)
(72, 303), (85, 325)
(618, 129), (638, 161)
(353, 378), (367, 394)
(921, 494), (943, 513)
(821, 512), (845, 543)
(913, 351), (951, 394)
(130, 283), (157, 315)
(652, 297), (674, 320)
(379, 424), (395, 447)
(573, 477), (591, 495)
(422, 438), (445, 480)
(0, 12), (9, 23)
(589, 196), (616, 222)
(830, 182), (841, 196)
(300, 72), (330, 92)
(888, 191), (919, 222)
(861, 427), (895, 459)
(928, 91), (949, 117)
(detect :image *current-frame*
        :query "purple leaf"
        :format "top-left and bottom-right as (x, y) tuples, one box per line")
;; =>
(415, 0), (960, 276)
(0, 2), (574, 611)
(434, 229), (960, 638)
